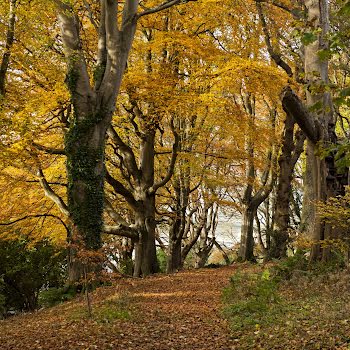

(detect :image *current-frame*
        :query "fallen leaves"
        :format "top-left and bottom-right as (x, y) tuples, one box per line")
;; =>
(0, 266), (237, 350)
(2, 265), (350, 349)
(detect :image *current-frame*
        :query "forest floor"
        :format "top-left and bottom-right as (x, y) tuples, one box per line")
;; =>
(1, 264), (350, 349)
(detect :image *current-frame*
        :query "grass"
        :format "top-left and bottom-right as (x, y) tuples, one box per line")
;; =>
(222, 260), (350, 349)
(69, 292), (132, 323)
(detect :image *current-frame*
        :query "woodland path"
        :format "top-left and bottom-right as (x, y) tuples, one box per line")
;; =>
(0, 266), (239, 350)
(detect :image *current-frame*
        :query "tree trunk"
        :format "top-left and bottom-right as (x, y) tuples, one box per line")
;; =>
(166, 150), (191, 273)
(120, 238), (134, 275)
(167, 235), (182, 273)
(239, 206), (256, 261)
(166, 197), (188, 273)
(213, 239), (231, 265)
(105, 113), (178, 277)
(66, 116), (107, 250)
(194, 251), (208, 269)
(0, 0), (16, 97)
(141, 203), (159, 276)
(56, 0), (138, 256)
(303, 0), (333, 261)
(195, 237), (214, 269)
(166, 194), (184, 273)
(270, 117), (305, 259)
(132, 130), (159, 276)
(180, 203), (210, 267)
(270, 115), (295, 258)
(238, 94), (276, 262)
(67, 245), (84, 285)
(133, 203), (158, 277)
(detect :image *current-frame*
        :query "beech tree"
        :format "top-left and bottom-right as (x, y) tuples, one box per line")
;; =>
(2, 0), (349, 278)
(255, 1), (306, 259)
(254, 0), (349, 260)
(51, 0), (197, 275)
(279, 0), (347, 261)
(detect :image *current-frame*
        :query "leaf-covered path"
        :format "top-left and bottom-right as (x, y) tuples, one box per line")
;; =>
(0, 266), (237, 350)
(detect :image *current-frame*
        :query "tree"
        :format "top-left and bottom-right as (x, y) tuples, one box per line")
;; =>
(0, 0), (17, 97)
(255, 1), (306, 258)
(255, 0), (350, 261)
(53, 0), (196, 259)
(280, 0), (348, 261)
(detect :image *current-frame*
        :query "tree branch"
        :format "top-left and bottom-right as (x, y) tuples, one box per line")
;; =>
(103, 224), (139, 239)
(0, 213), (69, 235)
(256, 2), (293, 77)
(25, 180), (67, 187)
(83, 0), (99, 32)
(36, 168), (69, 217)
(32, 142), (66, 155)
(213, 238), (230, 265)
(54, 0), (94, 117)
(104, 198), (130, 227)
(137, 0), (197, 19)
(98, 0), (136, 103)
(0, 0), (17, 97)
(251, 144), (277, 209)
(256, 0), (302, 18)
(149, 118), (179, 194)
(94, 0), (107, 90)
(107, 126), (141, 180)
(155, 231), (167, 251)
(281, 86), (318, 144)
(291, 129), (306, 166)
(105, 169), (139, 210)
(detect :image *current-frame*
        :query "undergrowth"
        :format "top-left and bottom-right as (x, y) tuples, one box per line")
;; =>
(222, 269), (281, 331)
(223, 255), (350, 349)
(39, 286), (77, 308)
(69, 292), (132, 323)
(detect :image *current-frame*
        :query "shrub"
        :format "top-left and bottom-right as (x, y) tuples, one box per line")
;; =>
(119, 257), (133, 275)
(156, 249), (167, 273)
(271, 250), (346, 281)
(38, 286), (77, 308)
(0, 238), (66, 312)
(271, 251), (308, 280)
(223, 270), (280, 331)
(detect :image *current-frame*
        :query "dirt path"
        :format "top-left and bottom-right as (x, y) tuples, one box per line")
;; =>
(0, 266), (238, 350)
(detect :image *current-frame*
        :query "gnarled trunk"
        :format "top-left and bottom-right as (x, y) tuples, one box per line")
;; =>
(270, 116), (305, 259)
(166, 200), (184, 273)
(54, 0), (138, 280)
(165, 119), (193, 273)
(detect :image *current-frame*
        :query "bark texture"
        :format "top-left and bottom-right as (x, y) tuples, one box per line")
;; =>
(55, 0), (139, 249)
(106, 116), (179, 276)
(270, 116), (305, 259)
(54, 1), (186, 255)
(239, 96), (276, 261)
(303, 0), (334, 261)
(0, 0), (17, 97)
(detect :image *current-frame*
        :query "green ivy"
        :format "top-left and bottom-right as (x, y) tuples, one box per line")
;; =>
(65, 112), (106, 250)
(66, 64), (80, 94)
